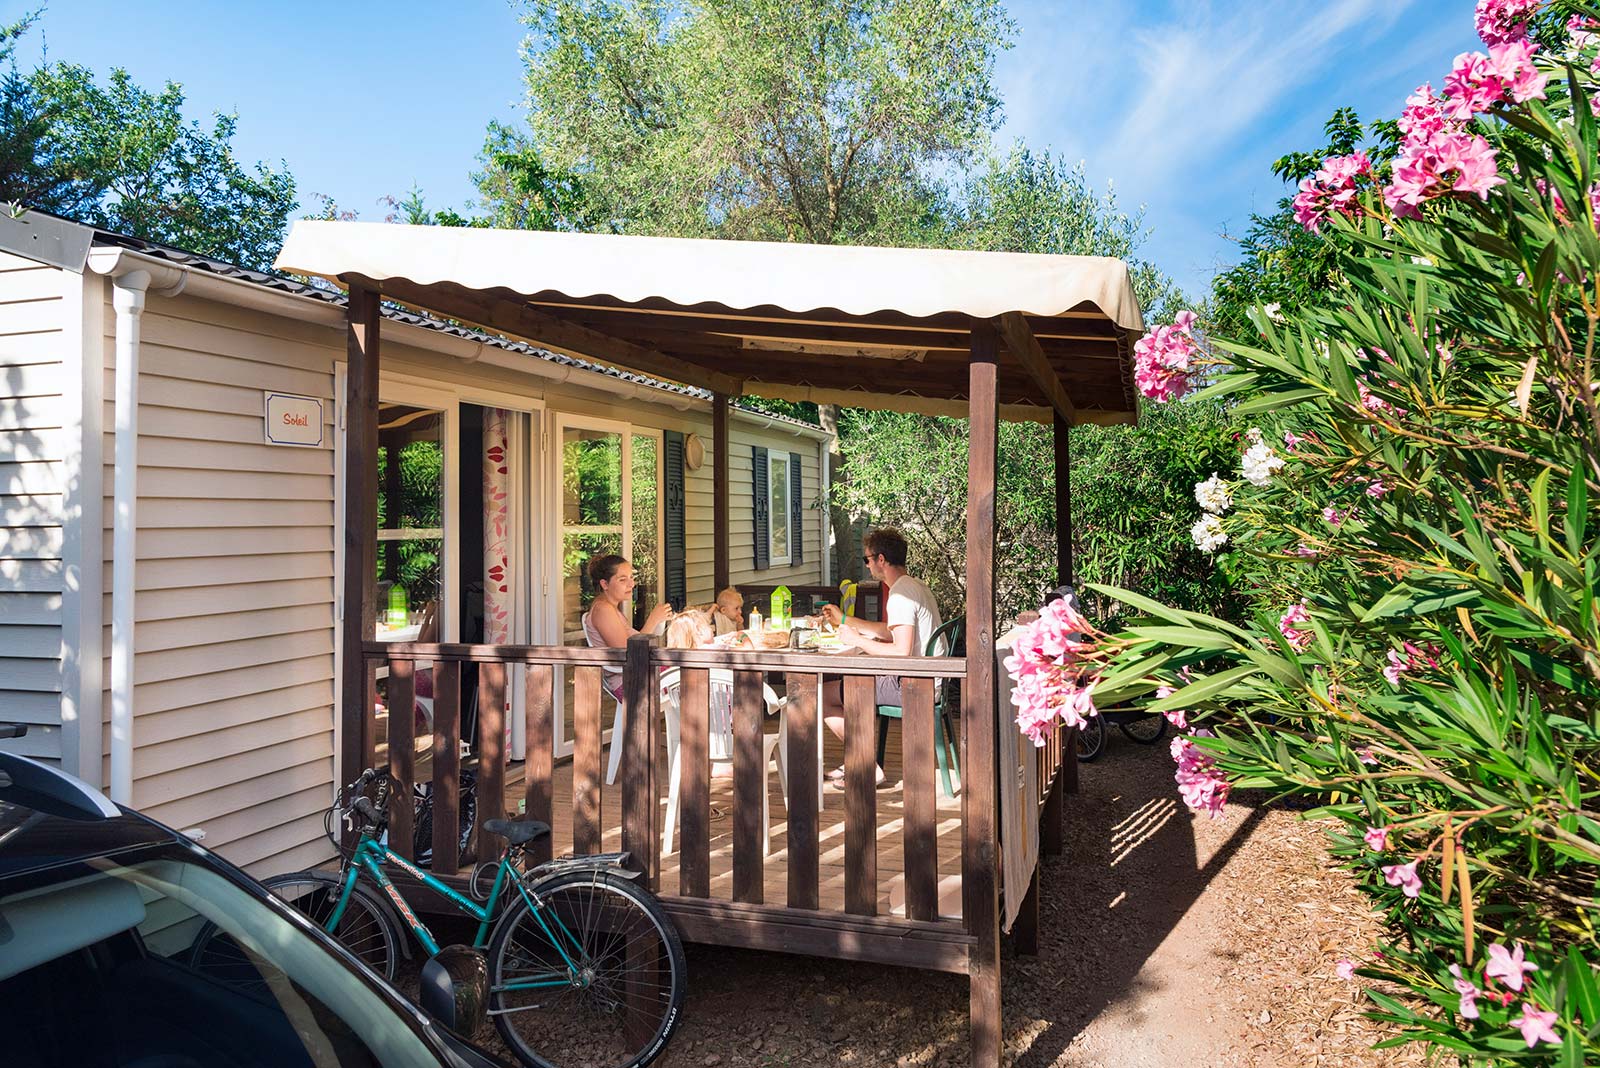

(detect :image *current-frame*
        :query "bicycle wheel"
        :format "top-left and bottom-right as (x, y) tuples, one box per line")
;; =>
(489, 869), (686, 1068)
(263, 870), (401, 981)
(1117, 713), (1169, 745)
(1076, 716), (1107, 762)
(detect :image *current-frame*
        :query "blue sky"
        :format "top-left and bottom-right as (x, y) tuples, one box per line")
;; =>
(11, 0), (1478, 298)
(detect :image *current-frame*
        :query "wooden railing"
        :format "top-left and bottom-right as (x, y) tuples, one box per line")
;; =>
(366, 642), (626, 874)
(362, 633), (981, 970)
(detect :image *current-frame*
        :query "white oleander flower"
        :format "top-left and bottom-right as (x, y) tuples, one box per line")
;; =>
(1240, 442), (1285, 487)
(1194, 473), (1232, 514)
(1191, 514), (1228, 553)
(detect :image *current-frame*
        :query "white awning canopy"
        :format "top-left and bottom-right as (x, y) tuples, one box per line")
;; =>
(276, 221), (1145, 424)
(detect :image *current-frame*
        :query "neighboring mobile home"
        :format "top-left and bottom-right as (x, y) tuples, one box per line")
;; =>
(0, 209), (831, 875)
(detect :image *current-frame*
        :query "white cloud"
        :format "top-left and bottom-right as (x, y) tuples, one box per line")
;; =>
(1098, 0), (1417, 178)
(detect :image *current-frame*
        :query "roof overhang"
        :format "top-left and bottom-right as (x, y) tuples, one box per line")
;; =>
(276, 221), (1146, 425)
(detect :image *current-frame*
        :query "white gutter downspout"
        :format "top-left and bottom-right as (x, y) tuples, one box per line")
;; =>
(86, 249), (187, 805)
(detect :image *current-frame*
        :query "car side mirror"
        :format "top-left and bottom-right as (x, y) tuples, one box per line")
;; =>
(419, 945), (488, 1036)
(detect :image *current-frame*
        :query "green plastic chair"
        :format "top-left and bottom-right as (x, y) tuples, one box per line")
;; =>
(876, 615), (964, 797)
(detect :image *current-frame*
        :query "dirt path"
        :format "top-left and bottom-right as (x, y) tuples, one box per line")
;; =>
(460, 737), (1424, 1067)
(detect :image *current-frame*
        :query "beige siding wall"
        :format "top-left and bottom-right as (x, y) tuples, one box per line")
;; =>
(36, 279), (829, 878)
(101, 292), (339, 876)
(0, 251), (67, 763)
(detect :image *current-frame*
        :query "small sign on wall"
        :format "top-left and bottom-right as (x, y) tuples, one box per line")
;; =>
(264, 391), (325, 447)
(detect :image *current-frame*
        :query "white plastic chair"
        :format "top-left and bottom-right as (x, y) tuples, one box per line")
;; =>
(660, 668), (789, 856)
(582, 609), (634, 787)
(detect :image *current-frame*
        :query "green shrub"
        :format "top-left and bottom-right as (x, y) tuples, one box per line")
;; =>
(1089, 21), (1600, 1064)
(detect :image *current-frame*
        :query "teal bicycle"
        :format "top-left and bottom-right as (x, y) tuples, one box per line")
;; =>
(244, 768), (685, 1068)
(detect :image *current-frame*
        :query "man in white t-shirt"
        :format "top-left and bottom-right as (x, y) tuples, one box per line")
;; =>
(819, 528), (945, 781)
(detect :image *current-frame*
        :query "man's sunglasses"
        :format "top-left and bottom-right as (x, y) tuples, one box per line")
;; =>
(862, 553), (878, 564)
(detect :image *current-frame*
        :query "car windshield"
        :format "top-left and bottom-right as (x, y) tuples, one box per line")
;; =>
(0, 842), (443, 1068)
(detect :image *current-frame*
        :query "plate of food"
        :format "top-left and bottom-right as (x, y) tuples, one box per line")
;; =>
(803, 632), (844, 651)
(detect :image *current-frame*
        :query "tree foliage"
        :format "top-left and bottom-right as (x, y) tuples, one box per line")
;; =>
(484, 0), (1012, 244)
(0, 14), (295, 271)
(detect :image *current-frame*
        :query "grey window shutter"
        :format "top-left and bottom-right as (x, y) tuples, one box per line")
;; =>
(752, 445), (769, 570)
(663, 431), (686, 608)
(790, 451), (803, 564)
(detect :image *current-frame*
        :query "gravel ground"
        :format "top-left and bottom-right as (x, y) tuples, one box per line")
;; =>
(425, 737), (1425, 1067)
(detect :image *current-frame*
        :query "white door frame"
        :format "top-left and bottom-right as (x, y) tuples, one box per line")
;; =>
(548, 414), (666, 757)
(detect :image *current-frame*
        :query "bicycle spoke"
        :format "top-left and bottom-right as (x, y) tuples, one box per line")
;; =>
(491, 874), (683, 1068)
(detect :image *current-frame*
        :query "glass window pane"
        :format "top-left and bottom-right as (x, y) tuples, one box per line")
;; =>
(377, 405), (444, 641)
(563, 428), (622, 527)
(630, 434), (659, 624)
(562, 530), (624, 644)
(769, 453), (789, 562)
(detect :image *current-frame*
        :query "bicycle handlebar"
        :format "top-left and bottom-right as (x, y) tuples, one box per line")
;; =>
(343, 768), (390, 831)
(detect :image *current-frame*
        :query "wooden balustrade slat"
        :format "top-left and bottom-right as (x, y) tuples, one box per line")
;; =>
(621, 634), (660, 890)
(902, 676), (938, 921)
(386, 657), (416, 861)
(785, 672), (820, 910)
(476, 661), (508, 860)
(679, 667), (711, 898)
(432, 661), (462, 876)
(731, 670), (765, 904)
(524, 664), (554, 865)
(843, 674), (877, 916)
(573, 667), (603, 854)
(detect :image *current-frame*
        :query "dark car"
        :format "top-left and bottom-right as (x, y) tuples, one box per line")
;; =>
(0, 745), (508, 1068)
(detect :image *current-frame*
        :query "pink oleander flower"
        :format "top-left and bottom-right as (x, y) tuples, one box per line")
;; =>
(1356, 746), (1379, 766)
(1485, 942), (1539, 992)
(1490, 39), (1547, 103)
(1292, 542), (1320, 559)
(1476, 0), (1538, 47)
(1366, 480), (1388, 498)
(1357, 381), (1408, 417)
(1005, 596), (1100, 746)
(1279, 600), (1314, 652)
(1133, 314), (1200, 402)
(1382, 859), (1423, 898)
(1171, 732), (1231, 817)
(1450, 964), (1482, 1020)
(1398, 83), (1447, 141)
(1385, 641), (1444, 686)
(1364, 826), (1389, 851)
(1293, 151), (1373, 232)
(1322, 505), (1354, 527)
(1515, 1003), (1560, 1048)
(1335, 959), (1356, 980)
(1155, 686), (1190, 731)
(1283, 430), (1302, 451)
(1444, 51), (1503, 118)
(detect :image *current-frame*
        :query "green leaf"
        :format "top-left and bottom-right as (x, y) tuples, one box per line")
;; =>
(1125, 625), (1238, 650)
(1148, 664), (1262, 712)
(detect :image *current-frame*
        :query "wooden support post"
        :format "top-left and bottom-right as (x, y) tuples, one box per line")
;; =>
(1013, 865), (1041, 956)
(340, 284), (379, 797)
(386, 657), (415, 861)
(621, 633), (661, 891)
(963, 322), (1002, 1068)
(1054, 412), (1073, 587)
(713, 392), (730, 594)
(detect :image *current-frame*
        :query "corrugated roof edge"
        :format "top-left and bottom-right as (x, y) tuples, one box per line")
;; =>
(1, 207), (824, 434)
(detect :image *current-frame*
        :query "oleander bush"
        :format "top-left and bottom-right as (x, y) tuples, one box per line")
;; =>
(1018, 4), (1600, 1062)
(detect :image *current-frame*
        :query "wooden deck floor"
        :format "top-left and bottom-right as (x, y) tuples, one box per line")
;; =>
(377, 713), (966, 921)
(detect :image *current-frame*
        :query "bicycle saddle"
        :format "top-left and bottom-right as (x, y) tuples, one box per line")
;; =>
(482, 818), (551, 845)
